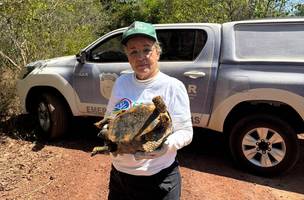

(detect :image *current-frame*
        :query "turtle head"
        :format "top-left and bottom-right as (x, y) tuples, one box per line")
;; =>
(97, 124), (109, 138)
(94, 117), (112, 129)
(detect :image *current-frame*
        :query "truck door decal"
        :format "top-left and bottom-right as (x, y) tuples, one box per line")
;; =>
(99, 73), (118, 100)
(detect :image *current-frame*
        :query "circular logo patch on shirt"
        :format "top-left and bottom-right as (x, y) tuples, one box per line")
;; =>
(114, 98), (132, 112)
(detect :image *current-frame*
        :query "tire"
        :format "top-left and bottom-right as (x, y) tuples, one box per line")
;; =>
(229, 114), (299, 176)
(34, 93), (69, 139)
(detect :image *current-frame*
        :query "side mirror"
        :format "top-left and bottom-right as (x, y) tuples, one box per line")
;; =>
(76, 51), (86, 64)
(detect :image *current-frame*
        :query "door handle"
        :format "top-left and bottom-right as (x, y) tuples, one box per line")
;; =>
(183, 71), (206, 79)
(120, 69), (133, 75)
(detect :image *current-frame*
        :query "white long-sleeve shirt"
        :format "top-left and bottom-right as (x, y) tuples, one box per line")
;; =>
(105, 71), (193, 176)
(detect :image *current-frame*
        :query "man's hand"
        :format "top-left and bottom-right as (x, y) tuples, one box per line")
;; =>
(134, 143), (169, 160)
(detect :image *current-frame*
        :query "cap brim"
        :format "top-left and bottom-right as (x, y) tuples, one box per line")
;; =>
(121, 33), (157, 45)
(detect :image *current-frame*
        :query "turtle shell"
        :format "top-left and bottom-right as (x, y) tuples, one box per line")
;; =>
(106, 103), (156, 143)
(93, 96), (172, 156)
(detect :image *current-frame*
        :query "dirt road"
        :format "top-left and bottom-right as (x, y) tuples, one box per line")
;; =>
(1, 122), (303, 200)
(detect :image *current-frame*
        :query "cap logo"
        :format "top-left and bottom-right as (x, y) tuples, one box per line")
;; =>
(121, 21), (157, 45)
(135, 22), (146, 30)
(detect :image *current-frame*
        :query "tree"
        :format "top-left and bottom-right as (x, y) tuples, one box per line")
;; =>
(100, 0), (294, 26)
(0, 0), (107, 118)
(294, 3), (304, 16)
(0, 0), (107, 71)
(100, 0), (166, 30)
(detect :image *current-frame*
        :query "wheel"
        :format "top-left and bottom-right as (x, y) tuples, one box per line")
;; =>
(229, 114), (299, 176)
(34, 93), (69, 139)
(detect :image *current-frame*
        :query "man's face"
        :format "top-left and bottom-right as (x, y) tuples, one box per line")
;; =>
(125, 36), (160, 80)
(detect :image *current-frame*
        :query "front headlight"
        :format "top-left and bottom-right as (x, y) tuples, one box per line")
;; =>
(22, 60), (46, 79)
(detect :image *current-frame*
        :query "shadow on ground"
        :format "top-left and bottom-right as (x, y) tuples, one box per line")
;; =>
(0, 114), (103, 153)
(1, 114), (304, 195)
(179, 127), (304, 195)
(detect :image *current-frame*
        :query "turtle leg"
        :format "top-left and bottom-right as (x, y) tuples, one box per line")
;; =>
(91, 141), (118, 156)
(142, 113), (172, 152)
(91, 146), (109, 156)
(152, 96), (167, 113)
(142, 126), (170, 152)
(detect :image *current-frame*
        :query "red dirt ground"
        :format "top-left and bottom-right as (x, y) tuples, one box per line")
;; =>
(1, 124), (303, 200)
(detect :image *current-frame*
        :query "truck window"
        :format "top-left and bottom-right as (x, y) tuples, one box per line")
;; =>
(235, 23), (304, 61)
(87, 29), (208, 63)
(157, 29), (207, 61)
(88, 34), (128, 63)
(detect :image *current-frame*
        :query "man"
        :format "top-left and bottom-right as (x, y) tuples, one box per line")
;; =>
(105, 21), (193, 200)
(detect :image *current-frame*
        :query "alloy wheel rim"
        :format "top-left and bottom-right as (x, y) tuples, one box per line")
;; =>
(242, 127), (286, 168)
(37, 102), (51, 132)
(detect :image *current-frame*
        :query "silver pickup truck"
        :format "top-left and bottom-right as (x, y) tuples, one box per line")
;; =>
(17, 18), (304, 176)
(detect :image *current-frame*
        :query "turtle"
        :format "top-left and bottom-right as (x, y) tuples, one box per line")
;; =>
(91, 96), (172, 156)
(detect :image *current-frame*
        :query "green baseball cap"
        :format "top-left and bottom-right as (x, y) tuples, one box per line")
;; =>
(121, 21), (158, 45)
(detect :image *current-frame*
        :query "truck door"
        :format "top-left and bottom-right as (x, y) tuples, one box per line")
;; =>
(156, 25), (220, 127)
(73, 33), (130, 116)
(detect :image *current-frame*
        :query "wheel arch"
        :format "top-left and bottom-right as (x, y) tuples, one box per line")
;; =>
(223, 100), (304, 136)
(208, 88), (304, 133)
(26, 86), (72, 117)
